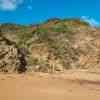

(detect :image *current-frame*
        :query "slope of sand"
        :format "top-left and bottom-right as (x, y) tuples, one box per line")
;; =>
(0, 70), (100, 100)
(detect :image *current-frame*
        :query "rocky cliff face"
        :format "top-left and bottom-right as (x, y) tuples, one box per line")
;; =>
(0, 19), (100, 73)
(0, 29), (27, 73)
(0, 35), (18, 73)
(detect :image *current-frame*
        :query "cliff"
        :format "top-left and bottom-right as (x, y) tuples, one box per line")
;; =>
(0, 19), (100, 73)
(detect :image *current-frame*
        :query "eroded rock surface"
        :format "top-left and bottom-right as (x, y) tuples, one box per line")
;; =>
(0, 19), (100, 73)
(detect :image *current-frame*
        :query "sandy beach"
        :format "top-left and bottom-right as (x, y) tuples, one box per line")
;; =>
(0, 71), (100, 100)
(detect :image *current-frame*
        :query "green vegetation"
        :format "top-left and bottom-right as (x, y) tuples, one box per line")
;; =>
(35, 28), (48, 33)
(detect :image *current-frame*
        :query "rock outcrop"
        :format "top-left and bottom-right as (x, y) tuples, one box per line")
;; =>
(0, 19), (100, 73)
(0, 32), (27, 73)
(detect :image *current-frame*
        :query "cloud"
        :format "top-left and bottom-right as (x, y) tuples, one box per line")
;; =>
(81, 16), (100, 27)
(0, 0), (24, 11)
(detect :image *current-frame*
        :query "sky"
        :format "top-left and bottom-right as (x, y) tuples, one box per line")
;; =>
(0, 0), (100, 26)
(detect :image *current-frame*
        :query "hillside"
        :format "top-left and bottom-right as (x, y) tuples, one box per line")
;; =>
(0, 18), (100, 73)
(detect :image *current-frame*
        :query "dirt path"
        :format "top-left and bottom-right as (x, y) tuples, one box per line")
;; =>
(0, 71), (100, 100)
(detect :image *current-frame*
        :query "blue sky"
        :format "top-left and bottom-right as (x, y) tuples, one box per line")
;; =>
(0, 0), (100, 25)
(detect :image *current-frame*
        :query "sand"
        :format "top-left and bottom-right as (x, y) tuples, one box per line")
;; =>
(0, 70), (100, 100)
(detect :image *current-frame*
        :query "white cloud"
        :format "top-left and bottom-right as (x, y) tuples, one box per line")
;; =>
(0, 0), (24, 11)
(81, 16), (100, 27)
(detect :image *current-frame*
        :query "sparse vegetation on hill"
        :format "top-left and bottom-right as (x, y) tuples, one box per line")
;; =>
(0, 18), (100, 73)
